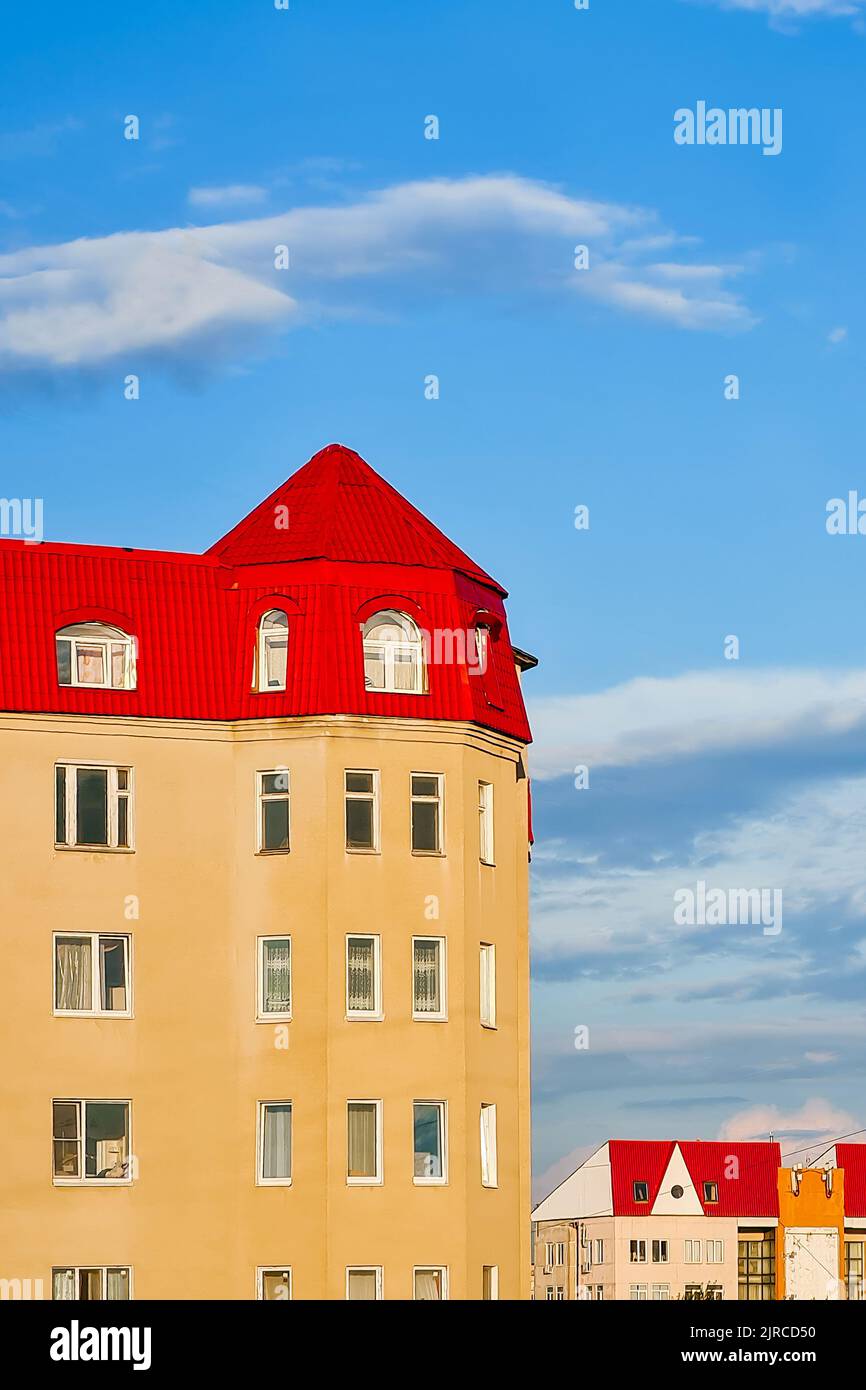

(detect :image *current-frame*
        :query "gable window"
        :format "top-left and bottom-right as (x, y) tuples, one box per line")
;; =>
(633, 1180), (649, 1203)
(478, 781), (494, 864)
(257, 770), (290, 852)
(652, 1240), (669, 1263)
(54, 934), (130, 1016)
(413, 1101), (446, 1183)
(362, 610), (425, 693)
(258, 1102), (292, 1185)
(257, 1268), (292, 1301)
(255, 609), (288, 692)
(53, 1267), (131, 1300)
(479, 943), (496, 1028)
(346, 935), (381, 1018)
(345, 770), (379, 851)
(52, 1100), (130, 1183)
(703, 1181), (719, 1204)
(347, 1101), (382, 1184)
(412, 937), (446, 1020)
(629, 1240), (647, 1263)
(346, 1267), (383, 1301)
(414, 1267), (447, 1301)
(480, 1102), (498, 1188)
(410, 773), (443, 854)
(56, 624), (136, 691)
(55, 763), (132, 850)
(257, 937), (291, 1020)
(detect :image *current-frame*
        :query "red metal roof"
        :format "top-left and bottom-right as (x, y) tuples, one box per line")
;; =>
(0, 444), (532, 742)
(609, 1139), (781, 1218)
(836, 1143), (866, 1218)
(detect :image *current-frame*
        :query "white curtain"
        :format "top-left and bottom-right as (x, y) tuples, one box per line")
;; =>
(106, 1268), (130, 1300)
(53, 1269), (75, 1300)
(413, 942), (439, 1013)
(414, 1270), (441, 1300)
(348, 1271), (378, 1301)
(264, 940), (291, 1013)
(263, 1106), (292, 1179)
(56, 939), (91, 1010)
(347, 939), (374, 1011)
(348, 1104), (377, 1178)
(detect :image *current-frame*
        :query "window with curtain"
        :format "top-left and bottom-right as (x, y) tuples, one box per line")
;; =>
(55, 623), (136, 690)
(259, 1103), (292, 1183)
(347, 1101), (380, 1182)
(259, 938), (291, 1017)
(362, 610), (425, 693)
(413, 1268), (445, 1300)
(346, 936), (379, 1015)
(346, 1268), (381, 1300)
(255, 609), (288, 691)
(259, 1269), (292, 1300)
(412, 937), (444, 1018)
(52, 1267), (132, 1300)
(54, 934), (129, 1014)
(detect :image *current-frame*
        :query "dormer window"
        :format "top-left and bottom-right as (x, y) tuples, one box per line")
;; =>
(56, 624), (136, 690)
(633, 1181), (649, 1203)
(363, 610), (425, 694)
(255, 610), (288, 692)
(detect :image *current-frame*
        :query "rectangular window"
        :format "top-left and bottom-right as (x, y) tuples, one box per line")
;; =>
(737, 1232), (775, 1301)
(651, 1284), (670, 1301)
(594, 1239), (604, 1263)
(479, 942), (496, 1028)
(52, 1100), (130, 1183)
(478, 781), (494, 864)
(414, 1267), (447, 1301)
(480, 1102), (498, 1188)
(257, 937), (291, 1020)
(257, 770), (290, 852)
(629, 1240), (647, 1264)
(258, 1102), (292, 1185)
(346, 935), (381, 1018)
(633, 1180), (649, 1203)
(846, 1241), (864, 1301)
(629, 1284), (647, 1301)
(410, 773), (443, 854)
(52, 1267), (131, 1300)
(482, 1266), (499, 1300)
(345, 770), (379, 851)
(703, 1181), (719, 1204)
(684, 1239), (702, 1264)
(413, 1101), (446, 1184)
(412, 936), (446, 1019)
(595, 1285), (604, 1300)
(347, 1100), (381, 1184)
(54, 933), (130, 1016)
(346, 1267), (382, 1301)
(652, 1239), (669, 1263)
(55, 764), (132, 850)
(707, 1240), (724, 1264)
(257, 1268), (291, 1301)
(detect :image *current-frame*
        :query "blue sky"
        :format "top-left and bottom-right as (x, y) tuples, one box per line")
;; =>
(2, 0), (866, 1197)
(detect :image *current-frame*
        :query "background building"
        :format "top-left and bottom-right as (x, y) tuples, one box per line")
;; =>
(0, 443), (534, 1301)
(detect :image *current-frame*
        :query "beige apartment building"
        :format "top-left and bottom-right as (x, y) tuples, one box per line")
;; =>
(0, 444), (535, 1301)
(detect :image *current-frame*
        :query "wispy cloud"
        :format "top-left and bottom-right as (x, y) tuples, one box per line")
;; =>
(719, 1097), (859, 1149)
(698, 0), (864, 19)
(0, 175), (757, 375)
(0, 116), (82, 161)
(188, 184), (268, 208)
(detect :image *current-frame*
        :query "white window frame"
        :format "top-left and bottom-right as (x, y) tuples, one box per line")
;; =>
(256, 1101), (293, 1187)
(413, 1266), (448, 1301)
(480, 1102), (498, 1188)
(410, 772), (444, 855)
(52, 1266), (134, 1300)
(256, 936), (292, 1022)
(629, 1284), (648, 1301)
(629, 1239), (647, 1264)
(256, 768), (291, 854)
(254, 610), (289, 693)
(344, 769), (380, 853)
(362, 610), (426, 694)
(55, 624), (136, 691)
(594, 1239), (604, 1264)
(652, 1239), (669, 1264)
(706, 1239), (724, 1264)
(53, 932), (132, 1018)
(482, 1265), (499, 1300)
(413, 1100), (448, 1186)
(345, 1266), (383, 1301)
(345, 934), (382, 1020)
(479, 942), (496, 1028)
(651, 1283), (671, 1301)
(478, 780), (494, 865)
(52, 1098), (132, 1187)
(55, 762), (134, 851)
(411, 935), (447, 1021)
(346, 1099), (383, 1186)
(256, 1266), (292, 1300)
(684, 1239), (702, 1264)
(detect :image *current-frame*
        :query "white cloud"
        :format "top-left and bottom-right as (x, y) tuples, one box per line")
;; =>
(828, 325), (848, 344)
(719, 1097), (859, 1148)
(188, 184), (268, 208)
(704, 0), (863, 16)
(529, 667), (866, 777)
(0, 175), (756, 372)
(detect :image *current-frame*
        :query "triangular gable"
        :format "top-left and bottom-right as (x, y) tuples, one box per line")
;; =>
(532, 1143), (612, 1222)
(651, 1143), (704, 1215)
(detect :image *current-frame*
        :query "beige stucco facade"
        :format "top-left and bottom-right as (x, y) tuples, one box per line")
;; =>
(0, 709), (531, 1299)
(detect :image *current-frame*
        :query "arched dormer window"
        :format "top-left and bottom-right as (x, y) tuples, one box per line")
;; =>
(363, 610), (425, 693)
(56, 623), (137, 690)
(255, 609), (288, 692)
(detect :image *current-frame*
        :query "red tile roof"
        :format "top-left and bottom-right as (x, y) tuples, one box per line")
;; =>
(608, 1139), (781, 1218)
(0, 444), (532, 742)
(609, 1140), (675, 1215)
(836, 1143), (866, 1218)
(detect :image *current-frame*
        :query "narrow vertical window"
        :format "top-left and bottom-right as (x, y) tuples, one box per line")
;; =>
(255, 610), (288, 692)
(482, 1266), (499, 1300)
(413, 1101), (446, 1183)
(346, 1268), (382, 1300)
(480, 1102), (498, 1188)
(346, 935), (381, 1018)
(479, 943), (496, 1028)
(345, 771), (378, 851)
(76, 767), (108, 845)
(258, 1102), (292, 1184)
(257, 770), (290, 852)
(412, 937), (446, 1020)
(257, 937), (291, 1019)
(410, 773), (443, 854)
(478, 780), (494, 864)
(258, 1268), (292, 1300)
(347, 1101), (381, 1183)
